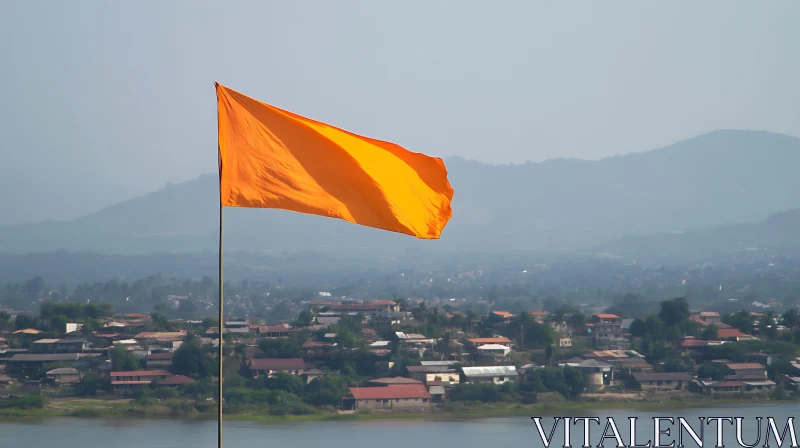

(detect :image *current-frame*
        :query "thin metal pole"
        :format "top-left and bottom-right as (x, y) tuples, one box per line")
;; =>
(218, 201), (223, 448)
(216, 80), (224, 448)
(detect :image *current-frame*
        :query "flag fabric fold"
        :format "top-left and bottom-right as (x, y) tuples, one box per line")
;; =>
(215, 82), (453, 239)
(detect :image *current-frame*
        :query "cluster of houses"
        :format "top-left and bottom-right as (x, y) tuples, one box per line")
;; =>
(0, 313), (204, 392)
(2, 302), (799, 409)
(225, 304), (798, 409)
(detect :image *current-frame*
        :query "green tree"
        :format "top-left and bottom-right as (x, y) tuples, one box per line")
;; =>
(22, 276), (47, 300)
(296, 309), (314, 327)
(759, 313), (778, 340)
(334, 328), (357, 349)
(111, 345), (141, 371)
(781, 309), (800, 329)
(629, 318), (647, 337)
(304, 375), (350, 407)
(149, 312), (174, 331)
(722, 311), (756, 334)
(562, 366), (585, 398)
(566, 312), (587, 334)
(464, 310), (477, 333)
(658, 297), (690, 327)
(80, 372), (111, 396)
(524, 321), (556, 348)
(14, 314), (39, 330)
(662, 357), (688, 373)
(696, 363), (732, 380)
(0, 312), (10, 332)
(264, 372), (305, 395)
(641, 334), (652, 356)
(700, 324), (719, 341)
(172, 340), (217, 379)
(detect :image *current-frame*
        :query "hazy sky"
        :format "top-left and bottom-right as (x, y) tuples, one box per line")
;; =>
(1, 1), (799, 224)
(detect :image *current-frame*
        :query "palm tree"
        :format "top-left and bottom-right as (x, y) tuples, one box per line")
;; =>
(514, 311), (531, 348)
(437, 332), (452, 360)
(465, 310), (476, 334)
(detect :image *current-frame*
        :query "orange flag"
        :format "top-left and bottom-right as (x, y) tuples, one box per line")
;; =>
(215, 83), (453, 239)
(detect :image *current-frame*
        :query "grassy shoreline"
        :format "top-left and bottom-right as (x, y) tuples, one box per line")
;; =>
(1, 395), (796, 423)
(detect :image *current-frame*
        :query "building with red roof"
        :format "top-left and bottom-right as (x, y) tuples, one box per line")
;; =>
(491, 310), (515, 321)
(717, 328), (754, 341)
(345, 384), (430, 410)
(156, 375), (197, 386)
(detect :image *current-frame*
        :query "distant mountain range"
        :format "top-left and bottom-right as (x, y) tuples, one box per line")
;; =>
(2, 130), (800, 256)
(594, 206), (800, 261)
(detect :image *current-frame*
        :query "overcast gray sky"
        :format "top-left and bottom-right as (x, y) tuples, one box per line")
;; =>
(1, 1), (798, 224)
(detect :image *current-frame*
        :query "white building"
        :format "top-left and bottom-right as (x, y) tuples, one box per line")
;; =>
(476, 343), (511, 357)
(461, 365), (518, 384)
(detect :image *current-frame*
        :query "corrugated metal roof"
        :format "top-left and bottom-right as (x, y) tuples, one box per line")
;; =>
(110, 370), (171, 377)
(726, 363), (765, 370)
(574, 359), (613, 368)
(461, 366), (518, 377)
(369, 377), (422, 385)
(420, 361), (460, 366)
(10, 353), (80, 362)
(742, 380), (776, 387)
(46, 367), (79, 375)
(406, 365), (454, 373)
(467, 337), (512, 344)
(477, 344), (511, 350)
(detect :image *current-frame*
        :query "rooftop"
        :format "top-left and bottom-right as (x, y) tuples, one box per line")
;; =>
(573, 359), (613, 369)
(633, 372), (692, 382)
(477, 344), (512, 351)
(110, 370), (172, 377)
(705, 381), (743, 388)
(257, 324), (294, 333)
(134, 331), (187, 341)
(461, 366), (518, 377)
(406, 365), (455, 373)
(46, 367), (79, 375)
(467, 337), (512, 344)
(156, 375), (197, 385)
(726, 363), (765, 370)
(420, 361), (460, 367)
(349, 384), (430, 400)
(368, 377), (423, 385)
(12, 328), (43, 335)
(718, 328), (748, 338)
(10, 353), (80, 362)
(248, 358), (305, 371)
(742, 380), (776, 387)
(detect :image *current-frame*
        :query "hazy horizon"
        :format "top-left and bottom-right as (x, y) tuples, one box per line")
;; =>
(2, 1), (800, 225)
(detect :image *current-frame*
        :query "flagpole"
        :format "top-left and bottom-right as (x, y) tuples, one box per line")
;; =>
(218, 200), (223, 448)
(216, 80), (224, 448)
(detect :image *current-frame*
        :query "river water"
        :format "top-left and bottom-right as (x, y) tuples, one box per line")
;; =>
(1, 403), (797, 448)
